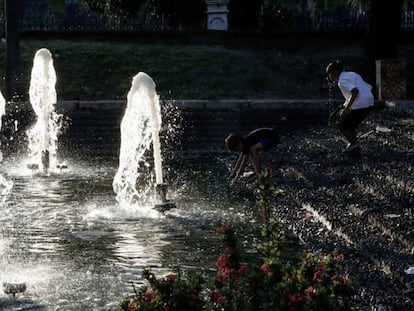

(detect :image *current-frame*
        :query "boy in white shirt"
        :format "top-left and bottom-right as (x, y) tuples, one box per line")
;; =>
(326, 61), (374, 155)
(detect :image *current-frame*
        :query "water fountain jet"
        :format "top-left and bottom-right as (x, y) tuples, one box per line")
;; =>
(0, 91), (13, 199)
(26, 48), (63, 173)
(113, 72), (175, 211)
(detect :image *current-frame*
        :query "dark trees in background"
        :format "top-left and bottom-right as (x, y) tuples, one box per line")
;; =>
(84, 0), (145, 21)
(152, 0), (205, 29)
(84, 0), (205, 29)
(363, 0), (404, 87)
(228, 0), (263, 29)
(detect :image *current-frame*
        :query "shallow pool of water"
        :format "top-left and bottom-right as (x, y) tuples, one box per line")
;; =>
(0, 154), (261, 310)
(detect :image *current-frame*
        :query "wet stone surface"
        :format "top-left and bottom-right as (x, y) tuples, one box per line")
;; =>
(269, 106), (414, 310)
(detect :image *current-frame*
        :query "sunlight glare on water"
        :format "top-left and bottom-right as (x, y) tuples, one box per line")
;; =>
(0, 56), (263, 309)
(0, 154), (261, 310)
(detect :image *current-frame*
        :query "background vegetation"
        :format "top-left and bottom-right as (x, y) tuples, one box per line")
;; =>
(1, 35), (412, 101)
(0, 37), (366, 101)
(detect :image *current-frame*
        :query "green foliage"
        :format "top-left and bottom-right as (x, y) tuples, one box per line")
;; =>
(83, 0), (146, 21)
(121, 169), (357, 311)
(263, 0), (301, 29)
(80, 0), (204, 26)
(120, 268), (204, 311)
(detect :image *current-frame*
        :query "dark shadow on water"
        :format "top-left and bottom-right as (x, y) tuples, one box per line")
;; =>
(0, 298), (47, 310)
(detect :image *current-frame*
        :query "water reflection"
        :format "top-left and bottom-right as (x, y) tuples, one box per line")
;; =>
(0, 155), (260, 310)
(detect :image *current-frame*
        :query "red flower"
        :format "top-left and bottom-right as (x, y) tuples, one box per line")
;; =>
(290, 294), (300, 304)
(313, 271), (321, 280)
(260, 263), (270, 275)
(332, 274), (351, 284)
(217, 295), (226, 305)
(317, 262), (327, 271)
(212, 289), (222, 300)
(166, 273), (177, 282)
(332, 249), (344, 261)
(127, 300), (137, 311)
(217, 268), (230, 280)
(238, 264), (250, 276)
(216, 223), (231, 235)
(143, 288), (156, 302)
(212, 289), (226, 304)
(216, 255), (227, 269)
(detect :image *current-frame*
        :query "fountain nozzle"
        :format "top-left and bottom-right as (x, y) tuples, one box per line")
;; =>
(41, 150), (50, 172)
(3, 282), (26, 297)
(154, 183), (176, 213)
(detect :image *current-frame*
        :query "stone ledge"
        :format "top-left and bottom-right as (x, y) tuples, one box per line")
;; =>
(8, 99), (414, 112)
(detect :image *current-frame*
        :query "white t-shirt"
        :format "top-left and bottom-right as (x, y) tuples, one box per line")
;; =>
(338, 71), (374, 110)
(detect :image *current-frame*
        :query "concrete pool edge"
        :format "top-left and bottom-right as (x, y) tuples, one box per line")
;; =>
(6, 99), (414, 112)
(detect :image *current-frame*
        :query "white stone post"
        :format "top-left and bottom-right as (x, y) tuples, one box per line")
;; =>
(205, 0), (229, 31)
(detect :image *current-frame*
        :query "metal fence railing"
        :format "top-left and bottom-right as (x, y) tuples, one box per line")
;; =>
(1, 9), (412, 33)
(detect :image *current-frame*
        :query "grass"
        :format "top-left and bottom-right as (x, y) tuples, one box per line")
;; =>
(1, 37), (411, 101)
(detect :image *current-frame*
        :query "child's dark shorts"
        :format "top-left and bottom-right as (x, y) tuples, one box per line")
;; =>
(259, 138), (278, 151)
(339, 107), (372, 130)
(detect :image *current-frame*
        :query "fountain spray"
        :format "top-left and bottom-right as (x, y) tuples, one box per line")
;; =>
(113, 72), (175, 211)
(26, 48), (62, 173)
(0, 91), (13, 200)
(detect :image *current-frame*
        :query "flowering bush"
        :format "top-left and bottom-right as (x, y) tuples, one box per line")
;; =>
(120, 268), (204, 311)
(207, 169), (356, 310)
(121, 169), (356, 311)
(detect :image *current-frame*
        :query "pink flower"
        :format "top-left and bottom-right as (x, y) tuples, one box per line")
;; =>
(127, 300), (137, 311)
(143, 288), (156, 302)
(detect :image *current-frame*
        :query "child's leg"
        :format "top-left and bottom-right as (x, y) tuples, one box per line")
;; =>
(250, 143), (266, 174)
(341, 127), (357, 145)
(339, 107), (371, 146)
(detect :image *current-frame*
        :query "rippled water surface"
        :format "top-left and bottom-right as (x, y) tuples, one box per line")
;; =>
(0, 155), (260, 310)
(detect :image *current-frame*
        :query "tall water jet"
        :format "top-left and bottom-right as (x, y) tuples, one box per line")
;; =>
(0, 91), (13, 201)
(113, 72), (175, 211)
(26, 48), (62, 173)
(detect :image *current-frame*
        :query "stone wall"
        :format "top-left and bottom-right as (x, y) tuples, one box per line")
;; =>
(7, 99), (413, 159)
(3, 100), (331, 158)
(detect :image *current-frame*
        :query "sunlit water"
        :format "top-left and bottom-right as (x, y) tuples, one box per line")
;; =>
(0, 155), (260, 310)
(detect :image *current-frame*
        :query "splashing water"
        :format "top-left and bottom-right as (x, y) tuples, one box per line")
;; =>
(26, 48), (62, 172)
(0, 91), (13, 201)
(113, 72), (163, 206)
